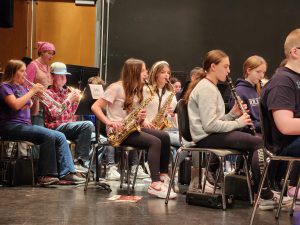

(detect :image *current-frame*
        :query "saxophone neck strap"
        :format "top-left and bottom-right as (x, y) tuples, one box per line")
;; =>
(156, 88), (166, 110)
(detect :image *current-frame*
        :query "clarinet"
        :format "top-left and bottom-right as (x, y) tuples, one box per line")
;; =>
(226, 76), (256, 136)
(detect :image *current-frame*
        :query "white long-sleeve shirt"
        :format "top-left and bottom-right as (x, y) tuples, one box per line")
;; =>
(143, 86), (177, 128)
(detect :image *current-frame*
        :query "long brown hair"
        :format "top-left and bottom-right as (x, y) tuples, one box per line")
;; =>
(243, 55), (267, 96)
(183, 49), (228, 103)
(1, 59), (25, 83)
(121, 58), (145, 111)
(148, 60), (173, 92)
(183, 68), (205, 103)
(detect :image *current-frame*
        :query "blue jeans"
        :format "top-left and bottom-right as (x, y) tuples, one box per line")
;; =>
(166, 129), (189, 165)
(30, 108), (44, 158)
(0, 123), (75, 178)
(55, 121), (93, 161)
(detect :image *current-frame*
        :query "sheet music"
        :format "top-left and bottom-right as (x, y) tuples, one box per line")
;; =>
(89, 84), (104, 99)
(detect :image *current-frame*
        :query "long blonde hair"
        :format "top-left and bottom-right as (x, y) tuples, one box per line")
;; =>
(243, 55), (267, 96)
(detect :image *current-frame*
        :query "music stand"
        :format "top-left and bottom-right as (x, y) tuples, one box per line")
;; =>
(75, 84), (104, 115)
(75, 85), (111, 191)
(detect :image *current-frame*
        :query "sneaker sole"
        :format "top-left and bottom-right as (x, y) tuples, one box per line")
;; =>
(148, 188), (177, 199)
(38, 179), (59, 186)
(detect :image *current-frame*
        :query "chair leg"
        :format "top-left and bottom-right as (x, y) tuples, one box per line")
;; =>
(125, 151), (131, 195)
(290, 175), (300, 216)
(249, 159), (270, 225)
(218, 156), (226, 210)
(95, 144), (100, 183)
(165, 147), (182, 205)
(197, 151), (203, 189)
(29, 146), (35, 187)
(120, 148), (124, 189)
(84, 143), (97, 191)
(132, 150), (143, 190)
(242, 155), (253, 205)
(202, 153), (212, 193)
(213, 157), (225, 194)
(275, 161), (293, 219)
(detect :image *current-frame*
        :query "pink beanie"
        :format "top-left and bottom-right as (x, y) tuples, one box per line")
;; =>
(37, 41), (56, 54)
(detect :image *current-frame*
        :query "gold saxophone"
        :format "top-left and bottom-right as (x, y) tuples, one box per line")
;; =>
(107, 80), (154, 147)
(151, 79), (175, 130)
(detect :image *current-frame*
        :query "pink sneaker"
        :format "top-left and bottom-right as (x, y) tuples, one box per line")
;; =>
(288, 187), (300, 200)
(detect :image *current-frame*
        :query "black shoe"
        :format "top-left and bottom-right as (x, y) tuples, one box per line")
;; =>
(206, 171), (221, 189)
(270, 180), (283, 193)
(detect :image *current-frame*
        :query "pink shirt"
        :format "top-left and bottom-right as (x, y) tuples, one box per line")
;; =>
(26, 59), (52, 87)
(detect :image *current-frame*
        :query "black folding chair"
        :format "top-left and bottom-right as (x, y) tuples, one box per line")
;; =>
(0, 138), (35, 186)
(165, 99), (253, 210)
(249, 102), (300, 224)
(84, 119), (145, 195)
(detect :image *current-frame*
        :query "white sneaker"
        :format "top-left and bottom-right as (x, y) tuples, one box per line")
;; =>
(74, 164), (88, 173)
(131, 165), (150, 179)
(106, 165), (120, 181)
(160, 173), (171, 185)
(148, 181), (177, 199)
(144, 162), (151, 176)
(160, 173), (179, 193)
(259, 193), (293, 210)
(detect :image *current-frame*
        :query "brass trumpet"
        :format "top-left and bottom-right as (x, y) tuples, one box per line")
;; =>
(24, 76), (66, 112)
(67, 86), (83, 100)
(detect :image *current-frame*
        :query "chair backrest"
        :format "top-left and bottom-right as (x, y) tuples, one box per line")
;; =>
(259, 101), (278, 154)
(176, 99), (193, 142)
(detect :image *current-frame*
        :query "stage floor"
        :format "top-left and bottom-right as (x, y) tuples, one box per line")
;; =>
(0, 180), (299, 225)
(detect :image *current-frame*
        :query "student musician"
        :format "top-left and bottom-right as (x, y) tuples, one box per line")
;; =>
(261, 28), (300, 200)
(143, 60), (196, 191)
(91, 58), (177, 199)
(184, 49), (292, 210)
(0, 59), (84, 185)
(229, 55), (267, 133)
(143, 61), (178, 144)
(42, 62), (93, 172)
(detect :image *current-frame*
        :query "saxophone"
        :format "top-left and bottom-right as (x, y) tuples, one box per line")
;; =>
(151, 79), (175, 130)
(107, 80), (154, 147)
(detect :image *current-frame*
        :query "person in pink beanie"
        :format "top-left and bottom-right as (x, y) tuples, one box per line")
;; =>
(25, 42), (56, 133)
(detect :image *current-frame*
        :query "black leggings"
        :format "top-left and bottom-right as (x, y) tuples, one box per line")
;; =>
(122, 128), (171, 182)
(196, 131), (273, 199)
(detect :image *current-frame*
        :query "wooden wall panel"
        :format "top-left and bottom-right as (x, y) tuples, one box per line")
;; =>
(0, 0), (96, 71)
(36, 1), (96, 66)
(0, 0), (27, 70)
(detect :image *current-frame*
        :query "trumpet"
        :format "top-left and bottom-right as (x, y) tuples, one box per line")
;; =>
(23, 76), (66, 113)
(67, 86), (82, 101)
